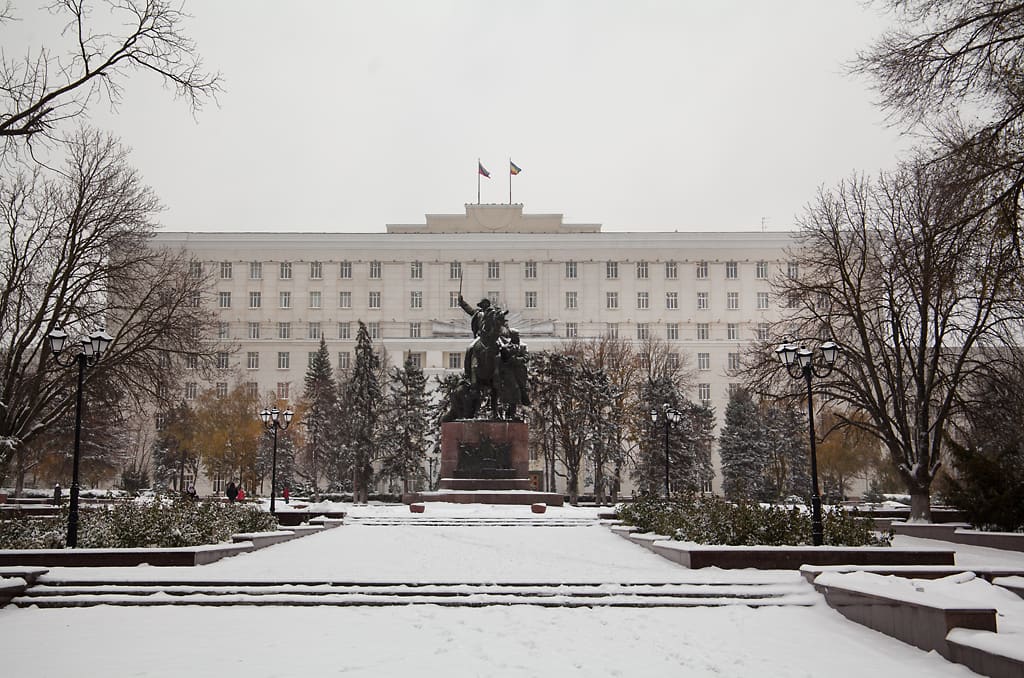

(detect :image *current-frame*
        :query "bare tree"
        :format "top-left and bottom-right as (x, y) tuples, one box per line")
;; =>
(1, 0), (222, 157)
(748, 156), (1022, 520)
(0, 127), (220, 479)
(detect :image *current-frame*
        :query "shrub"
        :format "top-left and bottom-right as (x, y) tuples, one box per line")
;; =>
(618, 495), (891, 547)
(0, 496), (278, 549)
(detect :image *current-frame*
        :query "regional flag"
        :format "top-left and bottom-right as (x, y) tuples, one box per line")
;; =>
(478, 161), (491, 178)
(510, 160), (522, 175)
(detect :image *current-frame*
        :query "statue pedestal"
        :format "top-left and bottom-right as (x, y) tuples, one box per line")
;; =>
(403, 420), (563, 506)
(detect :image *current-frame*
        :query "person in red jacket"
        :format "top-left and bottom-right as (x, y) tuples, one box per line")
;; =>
(283, 486), (290, 504)
(236, 486), (246, 501)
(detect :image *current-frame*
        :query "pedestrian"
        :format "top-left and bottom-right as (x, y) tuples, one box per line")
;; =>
(185, 484), (198, 500)
(237, 486), (246, 501)
(226, 481), (238, 502)
(283, 486), (290, 504)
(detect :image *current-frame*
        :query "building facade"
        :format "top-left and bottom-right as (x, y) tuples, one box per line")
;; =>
(155, 204), (795, 495)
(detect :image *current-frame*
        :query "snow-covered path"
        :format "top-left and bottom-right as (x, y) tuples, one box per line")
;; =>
(0, 505), (984, 677)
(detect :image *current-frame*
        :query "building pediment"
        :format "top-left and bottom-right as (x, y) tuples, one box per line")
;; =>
(387, 204), (600, 234)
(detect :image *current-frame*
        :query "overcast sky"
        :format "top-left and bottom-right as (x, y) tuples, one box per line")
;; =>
(10, 1), (913, 233)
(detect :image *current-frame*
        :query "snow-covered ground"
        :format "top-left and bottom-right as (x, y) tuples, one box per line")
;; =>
(0, 502), (1014, 677)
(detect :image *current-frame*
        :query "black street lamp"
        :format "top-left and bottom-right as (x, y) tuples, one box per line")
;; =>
(427, 453), (439, 491)
(775, 340), (840, 546)
(46, 327), (113, 548)
(259, 406), (294, 515)
(649, 403), (682, 499)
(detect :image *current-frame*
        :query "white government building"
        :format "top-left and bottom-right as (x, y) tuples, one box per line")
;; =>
(155, 204), (795, 496)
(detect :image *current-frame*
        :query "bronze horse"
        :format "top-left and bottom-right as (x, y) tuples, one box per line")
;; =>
(464, 307), (528, 420)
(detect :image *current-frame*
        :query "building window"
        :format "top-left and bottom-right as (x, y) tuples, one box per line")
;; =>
(339, 261), (352, 279)
(216, 382), (229, 398)
(219, 261), (232, 279)
(279, 291), (291, 309)
(667, 352), (680, 369)
(666, 292), (678, 309)
(697, 292), (708, 310)
(787, 292), (799, 308)
(185, 382), (198, 400)
(407, 352), (424, 369)
(665, 261), (678, 279)
(218, 322), (230, 339)
(606, 291), (619, 310)
(726, 261), (738, 279)
(277, 352), (290, 369)
(249, 291), (261, 309)
(698, 352), (710, 370)
(728, 383), (741, 397)
(189, 291), (201, 307)
(308, 322), (321, 339)
(278, 322), (291, 339)
(636, 323), (649, 340)
(696, 261), (708, 279)
(188, 261), (202, 278)
(757, 261), (768, 279)
(368, 322), (380, 339)
(487, 291), (500, 306)
(667, 323), (679, 340)
(636, 261), (649, 279)
(449, 291), (460, 308)
(368, 291), (381, 309)
(565, 322), (578, 338)
(409, 322), (421, 338)
(250, 261), (262, 279)
(728, 323), (738, 340)
(565, 261), (577, 279)
(757, 323), (770, 341)
(339, 291), (351, 308)
(524, 261), (537, 279)
(369, 261), (382, 279)
(727, 291), (739, 310)
(338, 322), (351, 339)
(487, 261), (501, 279)
(247, 322), (260, 339)
(309, 291), (322, 309)
(186, 354), (198, 370)
(217, 352), (229, 369)
(277, 382), (290, 400)
(218, 291), (231, 308)
(788, 261), (799, 280)
(410, 261), (423, 279)
(525, 291), (537, 309)
(728, 352), (740, 370)
(280, 261), (292, 279)
(244, 382), (258, 399)
(338, 352), (351, 369)
(308, 352), (317, 368)
(447, 352), (462, 370)
(698, 383), (711, 404)
(637, 291), (649, 309)
(697, 323), (709, 340)
(450, 261), (462, 279)
(606, 323), (619, 338)
(410, 291), (423, 309)
(606, 261), (618, 279)
(757, 292), (770, 310)
(566, 291), (578, 309)
(310, 261), (323, 279)
(247, 352), (259, 369)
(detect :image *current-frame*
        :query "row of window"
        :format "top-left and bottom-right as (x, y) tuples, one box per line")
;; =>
(214, 289), (794, 312)
(568, 322), (770, 342)
(194, 259), (800, 282)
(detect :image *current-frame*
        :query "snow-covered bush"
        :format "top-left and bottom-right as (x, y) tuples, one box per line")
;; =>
(0, 497), (278, 549)
(618, 495), (891, 547)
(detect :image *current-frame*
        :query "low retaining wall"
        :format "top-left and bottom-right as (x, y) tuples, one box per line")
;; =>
(892, 523), (1024, 553)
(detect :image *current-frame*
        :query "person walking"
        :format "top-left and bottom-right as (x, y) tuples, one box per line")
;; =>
(283, 486), (290, 504)
(236, 486), (246, 501)
(225, 481), (238, 502)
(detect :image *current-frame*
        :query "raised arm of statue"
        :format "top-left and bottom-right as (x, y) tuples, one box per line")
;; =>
(458, 294), (475, 317)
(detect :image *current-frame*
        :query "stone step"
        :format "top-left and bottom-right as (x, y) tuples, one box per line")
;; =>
(343, 517), (599, 527)
(13, 580), (817, 608)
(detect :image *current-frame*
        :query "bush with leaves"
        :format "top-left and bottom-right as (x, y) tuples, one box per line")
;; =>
(0, 496), (278, 549)
(618, 495), (891, 547)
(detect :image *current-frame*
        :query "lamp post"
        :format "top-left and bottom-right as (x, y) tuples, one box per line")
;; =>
(46, 327), (113, 548)
(259, 406), (294, 515)
(427, 453), (439, 491)
(649, 403), (682, 499)
(775, 340), (840, 546)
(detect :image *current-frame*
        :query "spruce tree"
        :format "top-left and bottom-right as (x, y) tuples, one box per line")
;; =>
(340, 322), (382, 502)
(719, 388), (765, 500)
(298, 337), (340, 498)
(379, 357), (431, 494)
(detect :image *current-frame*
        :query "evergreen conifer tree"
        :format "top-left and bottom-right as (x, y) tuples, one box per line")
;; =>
(379, 357), (430, 494)
(340, 322), (382, 502)
(719, 388), (765, 500)
(298, 337), (340, 498)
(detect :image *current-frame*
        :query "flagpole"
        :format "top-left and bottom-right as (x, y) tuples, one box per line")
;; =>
(508, 157), (512, 204)
(477, 159), (481, 204)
